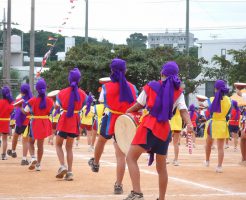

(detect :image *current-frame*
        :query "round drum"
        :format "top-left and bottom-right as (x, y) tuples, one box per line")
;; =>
(114, 112), (141, 155)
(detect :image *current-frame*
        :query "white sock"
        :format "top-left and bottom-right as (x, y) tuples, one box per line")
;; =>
(22, 157), (27, 160)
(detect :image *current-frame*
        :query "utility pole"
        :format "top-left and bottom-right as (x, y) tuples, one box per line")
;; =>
(185, 0), (189, 56)
(29, 0), (35, 92)
(85, 0), (88, 43)
(2, 9), (7, 85)
(2, 0), (11, 86)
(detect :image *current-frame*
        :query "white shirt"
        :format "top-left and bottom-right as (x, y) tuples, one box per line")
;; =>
(99, 87), (105, 103)
(137, 90), (187, 111)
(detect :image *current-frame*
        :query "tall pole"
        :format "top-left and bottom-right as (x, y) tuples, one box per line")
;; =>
(29, 0), (35, 92)
(5, 0), (11, 86)
(2, 9), (7, 85)
(85, 0), (88, 43)
(185, 0), (189, 56)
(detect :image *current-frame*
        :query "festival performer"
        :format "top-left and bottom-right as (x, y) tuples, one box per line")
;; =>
(21, 79), (54, 171)
(203, 80), (231, 173)
(169, 108), (182, 166)
(80, 101), (95, 151)
(0, 86), (14, 160)
(92, 101), (105, 135)
(188, 104), (198, 148)
(228, 100), (241, 151)
(7, 83), (32, 165)
(55, 68), (87, 181)
(88, 58), (138, 195)
(123, 61), (193, 200)
(236, 89), (246, 165)
(48, 96), (61, 146)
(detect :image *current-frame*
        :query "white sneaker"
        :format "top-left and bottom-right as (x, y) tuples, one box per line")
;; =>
(204, 160), (210, 167)
(56, 165), (68, 179)
(29, 158), (37, 170)
(166, 158), (170, 164)
(88, 146), (94, 152)
(35, 163), (41, 171)
(172, 160), (179, 166)
(224, 144), (229, 149)
(215, 166), (223, 173)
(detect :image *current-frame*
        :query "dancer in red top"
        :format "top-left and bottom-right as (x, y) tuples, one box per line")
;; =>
(124, 61), (193, 200)
(188, 104), (198, 147)
(55, 68), (87, 181)
(22, 79), (54, 171)
(88, 58), (137, 194)
(0, 86), (14, 160)
(7, 83), (32, 165)
(228, 100), (241, 151)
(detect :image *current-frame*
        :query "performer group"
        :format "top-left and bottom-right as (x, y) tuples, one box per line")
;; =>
(0, 58), (246, 200)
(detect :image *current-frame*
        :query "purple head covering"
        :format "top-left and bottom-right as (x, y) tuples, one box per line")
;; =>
(14, 84), (33, 127)
(36, 78), (47, 109)
(148, 61), (181, 122)
(85, 92), (93, 116)
(20, 83), (33, 102)
(110, 58), (134, 104)
(210, 80), (229, 113)
(2, 86), (13, 103)
(232, 100), (239, 111)
(189, 104), (196, 119)
(67, 68), (81, 117)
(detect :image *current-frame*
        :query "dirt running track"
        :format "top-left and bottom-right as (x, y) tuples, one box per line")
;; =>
(0, 137), (245, 200)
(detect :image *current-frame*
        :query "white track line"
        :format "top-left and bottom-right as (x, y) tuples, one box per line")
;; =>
(1, 193), (246, 200)
(6, 144), (243, 196)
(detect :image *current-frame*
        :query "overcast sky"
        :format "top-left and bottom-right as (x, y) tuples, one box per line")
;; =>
(1, 0), (246, 44)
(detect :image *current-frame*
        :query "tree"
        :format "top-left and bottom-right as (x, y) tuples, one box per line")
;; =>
(126, 33), (147, 49)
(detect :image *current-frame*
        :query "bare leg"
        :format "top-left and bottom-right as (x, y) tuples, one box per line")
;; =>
(114, 142), (126, 185)
(91, 129), (97, 147)
(87, 130), (92, 146)
(93, 135), (107, 164)
(232, 132), (238, 149)
(66, 137), (74, 172)
(55, 135), (65, 166)
(28, 137), (35, 157)
(217, 139), (225, 167)
(37, 139), (44, 164)
(22, 137), (29, 158)
(126, 145), (145, 193)
(156, 154), (168, 200)
(240, 135), (246, 161)
(205, 135), (213, 162)
(11, 133), (19, 151)
(1, 134), (8, 154)
(172, 131), (180, 161)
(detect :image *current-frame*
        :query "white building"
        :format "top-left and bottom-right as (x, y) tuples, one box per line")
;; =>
(56, 37), (75, 61)
(189, 39), (246, 105)
(148, 31), (195, 50)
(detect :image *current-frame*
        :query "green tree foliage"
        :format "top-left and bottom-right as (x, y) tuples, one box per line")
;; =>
(42, 42), (204, 98)
(203, 48), (246, 85)
(126, 33), (147, 49)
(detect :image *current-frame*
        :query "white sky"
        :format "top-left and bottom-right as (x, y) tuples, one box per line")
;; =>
(0, 0), (246, 44)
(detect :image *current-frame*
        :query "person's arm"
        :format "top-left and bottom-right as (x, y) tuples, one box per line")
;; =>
(126, 90), (146, 113)
(21, 105), (30, 115)
(126, 103), (144, 113)
(174, 93), (193, 133)
(180, 109), (193, 133)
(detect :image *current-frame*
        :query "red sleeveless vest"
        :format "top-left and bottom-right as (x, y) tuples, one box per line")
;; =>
(132, 84), (183, 143)
(104, 81), (137, 135)
(229, 108), (240, 126)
